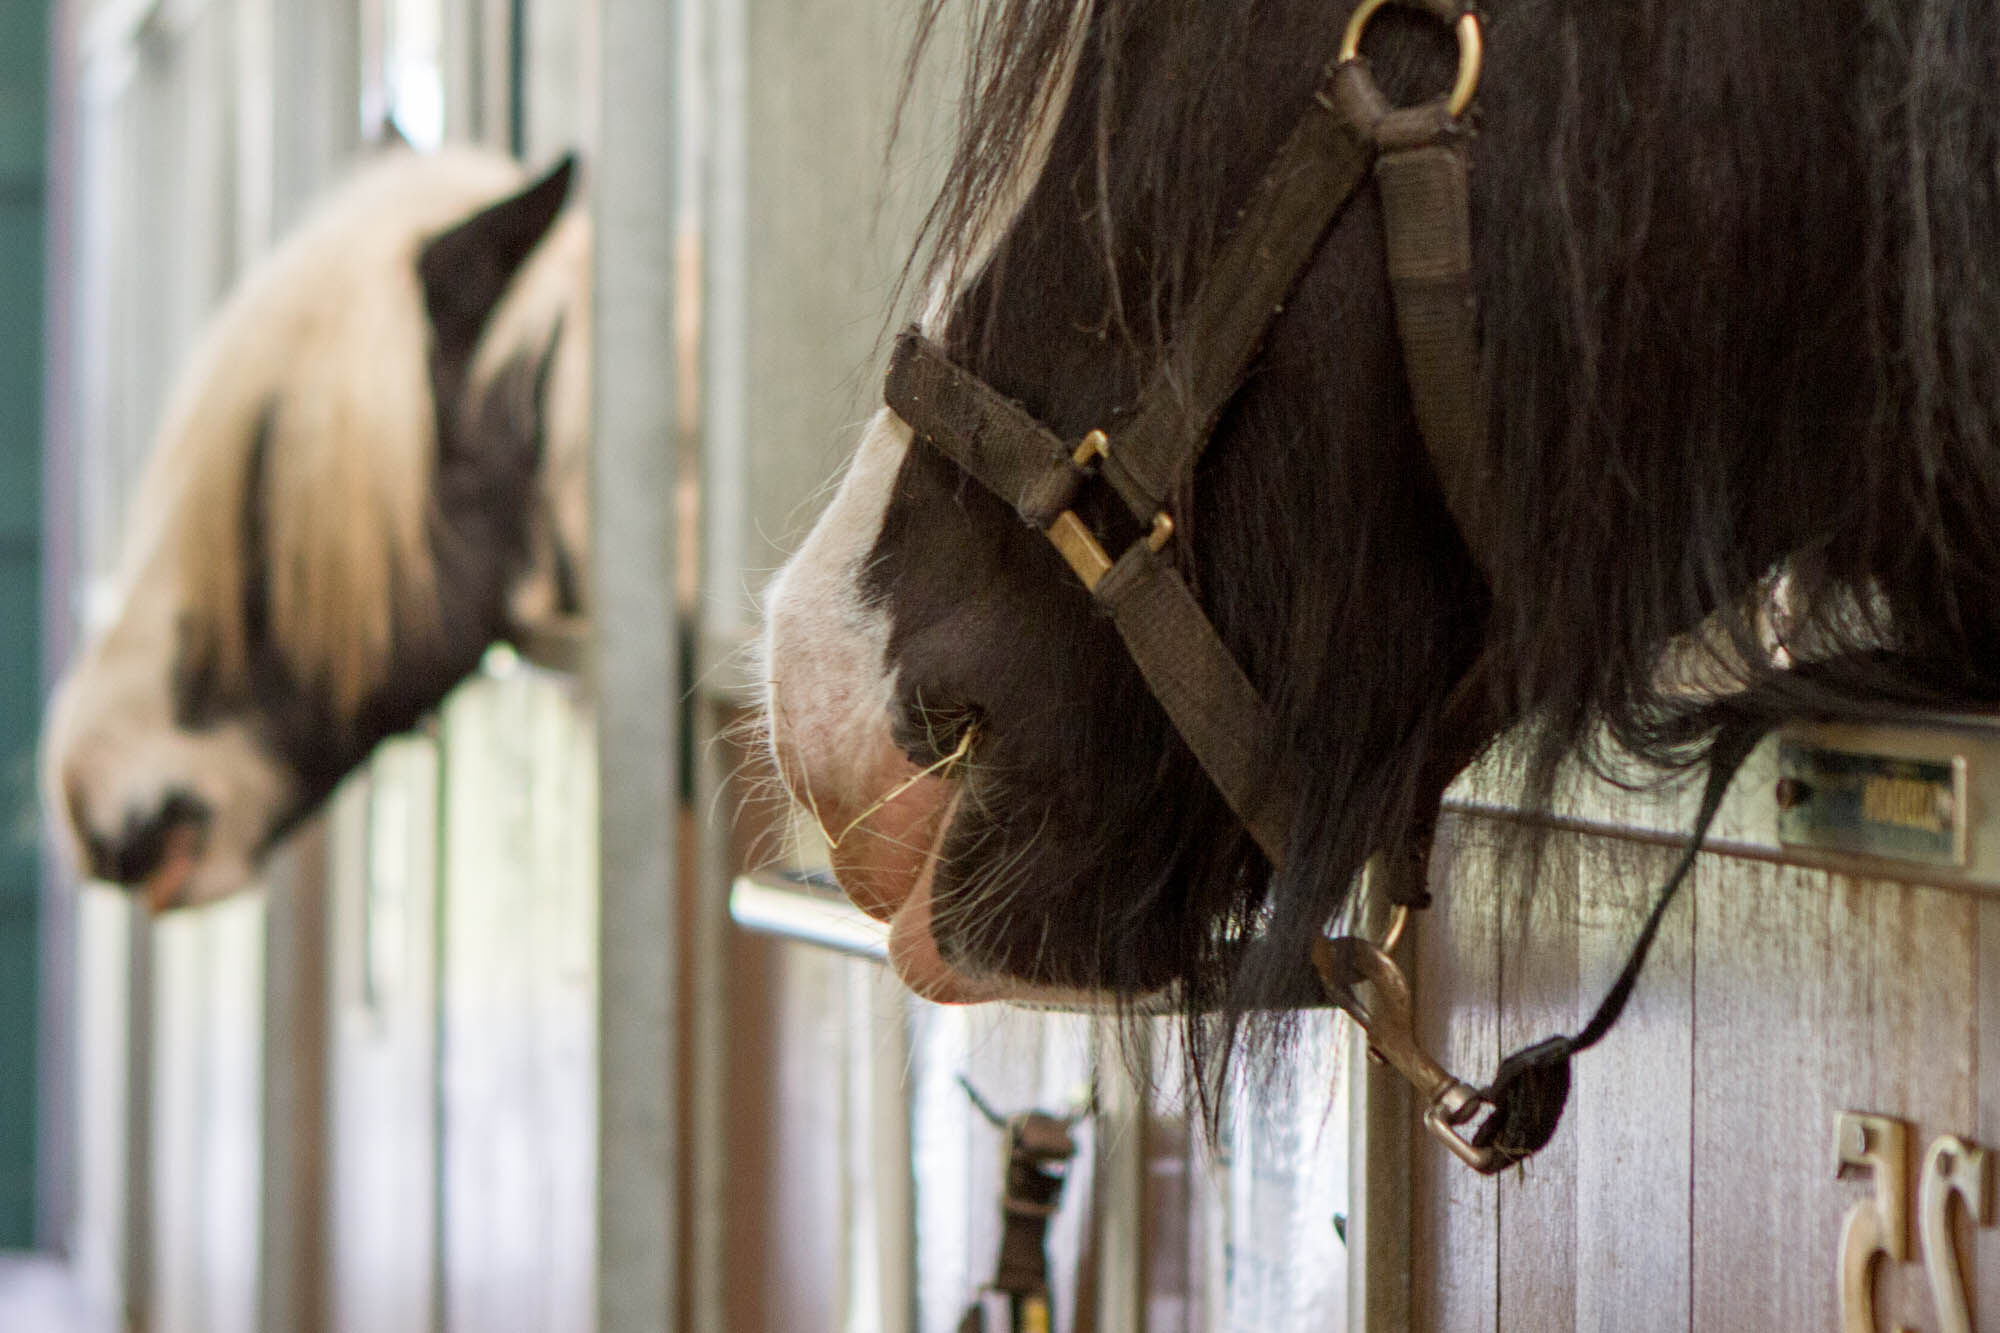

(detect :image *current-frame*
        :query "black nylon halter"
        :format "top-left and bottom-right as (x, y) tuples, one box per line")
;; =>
(886, 11), (1491, 866)
(882, 2), (1755, 1173)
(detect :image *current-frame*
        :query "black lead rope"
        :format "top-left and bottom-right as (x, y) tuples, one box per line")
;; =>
(1464, 721), (1768, 1163)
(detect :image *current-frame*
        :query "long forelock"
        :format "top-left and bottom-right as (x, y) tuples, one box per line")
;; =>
(133, 147), (531, 722)
(905, 0), (1095, 327)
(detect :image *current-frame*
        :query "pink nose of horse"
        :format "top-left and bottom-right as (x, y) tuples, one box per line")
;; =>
(767, 724), (956, 923)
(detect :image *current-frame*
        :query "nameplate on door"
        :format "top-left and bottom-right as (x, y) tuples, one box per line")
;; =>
(1777, 742), (1969, 868)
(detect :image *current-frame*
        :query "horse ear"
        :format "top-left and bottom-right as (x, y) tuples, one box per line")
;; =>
(369, 113), (415, 153)
(418, 154), (578, 367)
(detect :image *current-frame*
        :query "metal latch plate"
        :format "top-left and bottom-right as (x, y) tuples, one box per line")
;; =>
(1776, 741), (1969, 868)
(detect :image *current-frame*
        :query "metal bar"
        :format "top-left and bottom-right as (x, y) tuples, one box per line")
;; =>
(1347, 992), (1415, 1331)
(259, 828), (331, 1333)
(119, 908), (150, 1330)
(37, 0), (81, 1258)
(592, 0), (683, 1323)
(481, 0), (513, 147)
(728, 873), (889, 963)
(689, 6), (754, 1324)
(1089, 1030), (1148, 1333)
(689, 685), (739, 1333)
(1342, 864), (1416, 1331)
(429, 727), (452, 1333)
(268, 0), (362, 234)
(257, 6), (360, 1324)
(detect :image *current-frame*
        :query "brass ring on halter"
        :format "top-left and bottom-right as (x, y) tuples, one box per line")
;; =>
(1337, 0), (1483, 120)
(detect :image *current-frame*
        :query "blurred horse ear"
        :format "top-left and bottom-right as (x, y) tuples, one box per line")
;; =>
(368, 113), (415, 152)
(418, 154), (577, 371)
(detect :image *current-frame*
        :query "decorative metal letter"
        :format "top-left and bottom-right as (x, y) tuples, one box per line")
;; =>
(1835, 1115), (1997, 1333)
(1919, 1135), (1992, 1333)
(1836, 1112), (1912, 1333)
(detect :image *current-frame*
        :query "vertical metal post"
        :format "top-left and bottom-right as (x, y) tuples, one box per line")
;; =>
(1090, 1034), (1148, 1333)
(688, 1), (740, 1327)
(259, 830), (331, 1333)
(593, 0), (683, 1328)
(259, 6), (361, 1329)
(1347, 924), (1415, 1332)
(119, 911), (150, 1329)
(38, 0), (80, 1258)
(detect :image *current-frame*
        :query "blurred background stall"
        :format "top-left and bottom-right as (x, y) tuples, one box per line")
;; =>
(10, 3), (1363, 1331)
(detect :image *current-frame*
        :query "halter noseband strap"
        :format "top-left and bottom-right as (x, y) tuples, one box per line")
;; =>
(885, 336), (1297, 865)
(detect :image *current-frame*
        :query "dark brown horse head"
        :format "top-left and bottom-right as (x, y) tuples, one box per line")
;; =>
(768, 0), (2000, 1038)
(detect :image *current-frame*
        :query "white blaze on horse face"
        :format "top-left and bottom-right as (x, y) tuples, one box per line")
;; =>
(763, 412), (949, 921)
(43, 563), (298, 911)
(764, 7), (1090, 964)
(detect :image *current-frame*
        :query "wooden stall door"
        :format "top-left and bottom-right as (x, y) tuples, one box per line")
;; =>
(1406, 817), (2000, 1332)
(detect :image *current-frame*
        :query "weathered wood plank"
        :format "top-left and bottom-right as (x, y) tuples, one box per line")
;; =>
(1977, 895), (2000, 1330)
(147, 914), (202, 1333)
(196, 896), (264, 1333)
(437, 672), (597, 1333)
(1495, 831), (1578, 1333)
(1686, 867), (1984, 1331)
(1413, 796), (2000, 1333)
(1570, 839), (1695, 1333)
(1411, 818), (1498, 1333)
(327, 743), (440, 1333)
(1862, 882), (1977, 1331)
(1691, 861), (1871, 1332)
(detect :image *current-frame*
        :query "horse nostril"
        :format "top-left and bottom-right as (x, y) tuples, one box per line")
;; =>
(79, 830), (120, 884)
(898, 698), (983, 767)
(96, 789), (213, 887)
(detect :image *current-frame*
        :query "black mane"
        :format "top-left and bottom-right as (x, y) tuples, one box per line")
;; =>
(873, 0), (2000, 1069)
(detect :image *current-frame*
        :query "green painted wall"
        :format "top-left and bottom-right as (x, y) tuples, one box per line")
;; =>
(0, 0), (46, 1249)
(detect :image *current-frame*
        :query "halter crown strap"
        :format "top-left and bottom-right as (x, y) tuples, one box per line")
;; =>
(1336, 65), (1494, 572)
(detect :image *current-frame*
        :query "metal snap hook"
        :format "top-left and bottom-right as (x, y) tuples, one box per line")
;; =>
(1313, 931), (1505, 1174)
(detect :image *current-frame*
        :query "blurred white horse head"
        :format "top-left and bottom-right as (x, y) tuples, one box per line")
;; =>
(44, 146), (592, 909)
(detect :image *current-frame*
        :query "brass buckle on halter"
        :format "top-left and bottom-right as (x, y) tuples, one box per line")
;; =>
(1044, 429), (1174, 592)
(1337, 0), (1483, 120)
(1312, 927), (1506, 1175)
